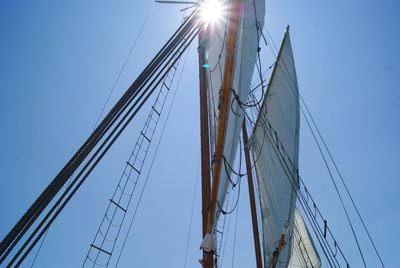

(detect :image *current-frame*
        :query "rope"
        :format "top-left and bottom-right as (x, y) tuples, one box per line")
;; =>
(29, 7), (156, 266)
(231, 200), (240, 268)
(29, 229), (49, 267)
(115, 40), (192, 267)
(260, 24), (384, 267)
(301, 105), (367, 267)
(3, 11), (203, 266)
(257, 116), (341, 267)
(300, 91), (386, 268)
(183, 157), (200, 268)
(93, 3), (155, 130)
(218, 188), (235, 267)
(218, 138), (244, 215)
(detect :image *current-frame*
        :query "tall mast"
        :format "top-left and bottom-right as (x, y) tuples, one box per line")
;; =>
(198, 26), (214, 268)
(201, 0), (241, 253)
(242, 121), (263, 268)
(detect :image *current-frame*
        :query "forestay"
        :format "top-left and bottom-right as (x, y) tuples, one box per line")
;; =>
(288, 209), (321, 268)
(201, 0), (265, 227)
(251, 27), (300, 267)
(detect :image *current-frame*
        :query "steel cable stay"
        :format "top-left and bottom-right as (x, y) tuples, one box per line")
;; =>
(0, 10), (205, 267)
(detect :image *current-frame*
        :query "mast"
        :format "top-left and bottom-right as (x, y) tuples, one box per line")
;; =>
(201, 0), (241, 253)
(198, 26), (214, 268)
(242, 121), (263, 268)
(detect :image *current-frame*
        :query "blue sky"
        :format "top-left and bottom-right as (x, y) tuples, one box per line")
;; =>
(0, 0), (399, 267)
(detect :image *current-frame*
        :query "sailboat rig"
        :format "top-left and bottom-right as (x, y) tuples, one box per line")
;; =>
(0, 0), (386, 267)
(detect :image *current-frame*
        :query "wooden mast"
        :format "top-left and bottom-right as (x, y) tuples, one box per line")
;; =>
(198, 26), (214, 268)
(204, 0), (241, 242)
(242, 120), (263, 268)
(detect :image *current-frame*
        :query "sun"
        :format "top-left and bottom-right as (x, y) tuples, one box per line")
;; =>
(199, 0), (225, 26)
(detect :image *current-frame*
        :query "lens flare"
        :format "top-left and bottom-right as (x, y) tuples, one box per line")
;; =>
(200, 0), (224, 25)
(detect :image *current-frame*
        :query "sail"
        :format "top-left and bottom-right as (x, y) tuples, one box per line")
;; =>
(202, 0), (265, 225)
(251, 27), (300, 267)
(288, 209), (321, 268)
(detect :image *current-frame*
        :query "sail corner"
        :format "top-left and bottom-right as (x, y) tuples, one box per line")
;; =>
(200, 233), (215, 253)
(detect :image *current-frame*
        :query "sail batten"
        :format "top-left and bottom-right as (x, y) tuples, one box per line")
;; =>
(251, 27), (300, 267)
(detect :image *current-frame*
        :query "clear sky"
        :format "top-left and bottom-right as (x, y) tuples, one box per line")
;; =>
(0, 0), (399, 267)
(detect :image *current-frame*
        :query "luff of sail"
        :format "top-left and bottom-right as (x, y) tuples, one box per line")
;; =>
(202, 0), (265, 232)
(251, 27), (300, 267)
(288, 209), (321, 268)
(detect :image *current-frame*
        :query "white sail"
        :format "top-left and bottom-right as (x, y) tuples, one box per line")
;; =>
(201, 0), (265, 226)
(251, 27), (300, 267)
(288, 209), (321, 268)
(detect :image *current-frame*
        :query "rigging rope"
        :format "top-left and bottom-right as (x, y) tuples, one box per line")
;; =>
(243, 84), (349, 266)
(259, 24), (384, 267)
(183, 157), (200, 268)
(0, 10), (204, 267)
(247, 78), (340, 267)
(300, 91), (386, 268)
(257, 112), (346, 267)
(20, 26), (201, 268)
(93, 3), (155, 130)
(218, 187), (235, 268)
(301, 105), (367, 267)
(114, 41), (194, 268)
(30, 7), (157, 267)
(231, 199), (240, 268)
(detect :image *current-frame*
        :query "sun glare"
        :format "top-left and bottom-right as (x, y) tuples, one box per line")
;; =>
(200, 0), (224, 25)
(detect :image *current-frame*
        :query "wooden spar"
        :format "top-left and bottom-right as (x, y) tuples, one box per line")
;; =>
(205, 0), (241, 236)
(271, 234), (286, 268)
(198, 28), (214, 268)
(242, 121), (263, 268)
